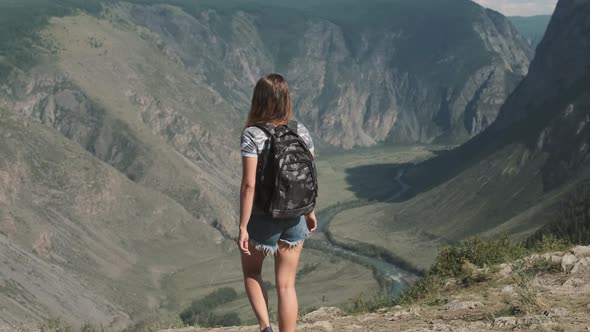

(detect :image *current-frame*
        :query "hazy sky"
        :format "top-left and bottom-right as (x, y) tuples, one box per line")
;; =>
(472, 0), (558, 16)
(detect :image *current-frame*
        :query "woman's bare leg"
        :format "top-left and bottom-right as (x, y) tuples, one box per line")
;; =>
(241, 247), (271, 331)
(275, 241), (303, 332)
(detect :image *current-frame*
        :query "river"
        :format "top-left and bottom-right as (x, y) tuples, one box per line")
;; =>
(313, 169), (418, 297)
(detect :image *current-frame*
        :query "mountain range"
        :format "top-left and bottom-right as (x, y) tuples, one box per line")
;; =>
(329, 0), (590, 271)
(1, 0), (587, 329)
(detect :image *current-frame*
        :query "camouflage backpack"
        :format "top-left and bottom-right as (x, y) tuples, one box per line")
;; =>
(253, 121), (318, 219)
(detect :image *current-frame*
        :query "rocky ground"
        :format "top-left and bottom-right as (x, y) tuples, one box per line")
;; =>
(162, 246), (590, 332)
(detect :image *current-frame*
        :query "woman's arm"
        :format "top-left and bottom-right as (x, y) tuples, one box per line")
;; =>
(305, 150), (317, 233)
(238, 156), (258, 255)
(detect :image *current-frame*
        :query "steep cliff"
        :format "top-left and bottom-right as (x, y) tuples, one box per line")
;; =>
(329, 0), (590, 270)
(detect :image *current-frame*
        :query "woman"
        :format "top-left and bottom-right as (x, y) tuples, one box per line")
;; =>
(239, 73), (318, 332)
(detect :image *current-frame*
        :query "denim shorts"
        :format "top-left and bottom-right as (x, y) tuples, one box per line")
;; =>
(247, 214), (309, 256)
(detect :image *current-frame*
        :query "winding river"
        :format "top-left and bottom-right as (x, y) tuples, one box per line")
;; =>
(313, 169), (418, 297)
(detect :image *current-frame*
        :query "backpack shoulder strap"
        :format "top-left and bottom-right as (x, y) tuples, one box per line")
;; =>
(253, 123), (276, 137)
(287, 120), (299, 134)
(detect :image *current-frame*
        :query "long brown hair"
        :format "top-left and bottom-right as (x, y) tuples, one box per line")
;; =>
(246, 73), (293, 127)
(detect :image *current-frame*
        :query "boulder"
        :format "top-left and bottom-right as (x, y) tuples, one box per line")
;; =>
(571, 258), (588, 273)
(550, 255), (563, 265)
(302, 307), (342, 323)
(572, 246), (590, 258)
(493, 317), (517, 327)
(501, 285), (515, 296)
(543, 307), (569, 317)
(385, 307), (420, 321)
(443, 301), (483, 310)
(561, 254), (578, 272)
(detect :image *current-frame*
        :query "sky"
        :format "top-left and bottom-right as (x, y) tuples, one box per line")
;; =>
(472, 0), (558, 16)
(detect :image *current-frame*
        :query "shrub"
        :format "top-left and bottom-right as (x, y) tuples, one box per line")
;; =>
(430, 236), (529, 278)
(397, 275), (445, 305)
(180, 287), (240, 327)
(509, 264), (547, 314)
(527, 233), (572, 253)
(342, 288), (398, 314)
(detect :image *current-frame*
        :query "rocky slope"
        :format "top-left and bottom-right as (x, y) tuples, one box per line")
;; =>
(0, 108), (378, 329)
(0, 10), (242, 236)
(328, 0), (590, 271)
(161, 246), (590, 332)
(0, 108), (232, 329)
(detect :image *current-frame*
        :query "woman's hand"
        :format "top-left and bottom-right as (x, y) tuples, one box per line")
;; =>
(238, 227), (251, 256)
(305, 212), (317, 233)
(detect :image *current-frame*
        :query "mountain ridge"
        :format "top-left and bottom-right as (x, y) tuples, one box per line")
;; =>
(329, 0), (590, 271)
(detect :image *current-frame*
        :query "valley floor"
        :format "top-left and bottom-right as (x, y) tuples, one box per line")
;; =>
(162, 247), (590, 332)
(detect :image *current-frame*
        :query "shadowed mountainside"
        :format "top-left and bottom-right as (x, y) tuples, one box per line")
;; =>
(331, 0), (590, 271)
(509, 15), (552, 47)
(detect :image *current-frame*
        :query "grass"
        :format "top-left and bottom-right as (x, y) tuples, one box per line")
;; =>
(160, 245), (378, 325)
(351, 234), (574, 310)
(430, 236), (529, 278)
(528, 181), (590, 246)
(315, 145), (438, 210)
(0, 0), (103, 77)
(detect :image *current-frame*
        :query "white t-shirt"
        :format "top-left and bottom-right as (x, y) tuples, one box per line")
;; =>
(240, 122), (315, 158)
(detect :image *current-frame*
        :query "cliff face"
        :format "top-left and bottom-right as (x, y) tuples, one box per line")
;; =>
(491, 0), (590, 191)
(346, 0), (590, 269)
(494, 0), (590, 130)
(127, 0), (532, 148)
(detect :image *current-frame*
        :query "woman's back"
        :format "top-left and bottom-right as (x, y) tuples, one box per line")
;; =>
(238, 74), (318, 332)
(241, 122), (315, 158)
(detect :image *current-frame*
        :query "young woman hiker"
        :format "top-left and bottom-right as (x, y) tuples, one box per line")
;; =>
(238, 73), (318, 332)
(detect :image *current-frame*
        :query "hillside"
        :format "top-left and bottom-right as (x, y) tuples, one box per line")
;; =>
(0, 109), (381, 329)
(327, 0), (590, 271)
(509, 15), (552, 47)
(0, 108), (233, 328)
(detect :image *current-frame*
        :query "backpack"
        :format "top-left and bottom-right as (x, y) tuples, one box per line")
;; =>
(253, 121), (318, 219)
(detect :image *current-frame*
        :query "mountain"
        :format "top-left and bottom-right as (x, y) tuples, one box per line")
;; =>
(125, 0), (533, 147)
(509, 15), (552, 47)
(0, 108), (231, 328)
(0, 0), (533, 260)
(0, 0), (539, 327)
(328, 0), (590, 271)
